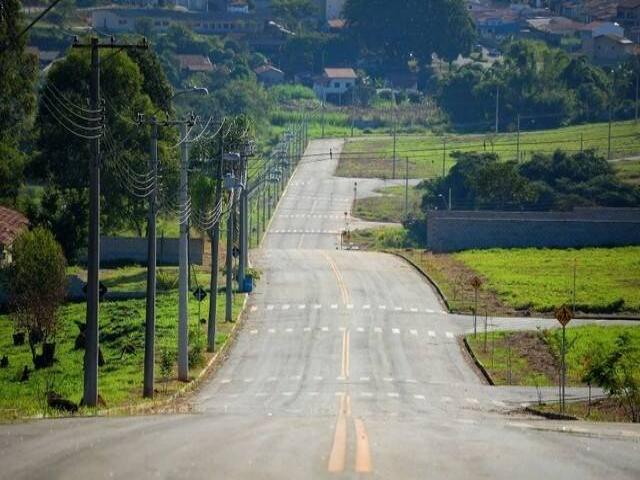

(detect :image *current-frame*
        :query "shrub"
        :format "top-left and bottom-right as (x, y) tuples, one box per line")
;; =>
(157, 269), (178, 291)
(9, 228), (67, 368)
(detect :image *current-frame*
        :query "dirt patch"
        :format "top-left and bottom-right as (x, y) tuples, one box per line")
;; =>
(537, 397), (634, 423)
(402, 250), (513, 316)
(510, 331), (558, 384)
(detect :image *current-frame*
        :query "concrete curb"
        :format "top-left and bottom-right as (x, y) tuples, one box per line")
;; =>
(389, 251), (451, 313)
(462, 337), (495, 386)
(524, 406), (578, 421)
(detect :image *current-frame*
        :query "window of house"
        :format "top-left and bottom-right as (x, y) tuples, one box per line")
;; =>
(162, 21), (169, 26)
(334, 81), (340, 88)
(118, 19), (127, 25)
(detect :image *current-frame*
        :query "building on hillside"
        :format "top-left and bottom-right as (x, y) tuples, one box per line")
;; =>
(174, 0), (208, 12)
(177, 54), (214, 73)
(227, 0), (249, 14)
(313, 67), (357, 104)
(254, 64), (285, 85)
(474, 9), (521, 40)
(0, 206), (29, 267)
(580, 21), (626, 55)
(556, 1), (618, 23)
(525, 16), (583, 45)
(91, 7), (261, 35)
(617, 0), (640, 42)
(591, 33), (636, 64)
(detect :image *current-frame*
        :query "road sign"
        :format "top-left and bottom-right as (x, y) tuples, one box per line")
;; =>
(555, 305), (572, 327)
(193, 287), (207, 302)
(470, 276), (482, 290)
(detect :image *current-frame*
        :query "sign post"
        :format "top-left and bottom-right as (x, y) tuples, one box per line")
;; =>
(555, 305), (572, 413)
(470, 276), (482, 338)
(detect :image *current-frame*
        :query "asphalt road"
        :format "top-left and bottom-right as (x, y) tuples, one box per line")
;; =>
(0, 139), (638, 479)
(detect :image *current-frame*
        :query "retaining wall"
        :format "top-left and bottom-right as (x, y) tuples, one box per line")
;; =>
(427, 208), (640, 252)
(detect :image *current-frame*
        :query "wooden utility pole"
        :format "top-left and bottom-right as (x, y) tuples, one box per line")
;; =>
(72, 36), (147, 408)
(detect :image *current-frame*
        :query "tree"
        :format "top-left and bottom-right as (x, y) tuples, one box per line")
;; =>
(586, 333), (640, 423)
(10, 227), (67, 369)
(31, 48), (177, 257)
(271, 0), (318, 31)
(343, 0), (475, 68)
(0, 0), (38, 206)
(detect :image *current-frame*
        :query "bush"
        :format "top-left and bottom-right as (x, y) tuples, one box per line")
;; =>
(9, 228), (67, 369)
(269, 84), (317, 103)
(585, 333), (640, 422)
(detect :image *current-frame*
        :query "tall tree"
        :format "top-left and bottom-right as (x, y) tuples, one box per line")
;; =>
(0, 0), (38, 206)
(343, 0), (475, 68)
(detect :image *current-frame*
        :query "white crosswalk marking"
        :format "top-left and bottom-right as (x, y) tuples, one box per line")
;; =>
(313, 304), (322, 309)
(383, 377), (394, 382)
(282, 392), (293, 397)
(303, 327), (311, 332)
(346, 304), (354, 310)
(244, 378), (253, 383)
(250, 306), (258, 312)
(337, 376), (346, 381)
(308, 392), (319, 396)
(314, 376), (323, 381)
(363, 304), (371, 310)
(321, 326), (329, 332)
(357, 327), (365, 333)
(410, 308), (418, 312)
(387, 392), (400, 398)
(267, 377), (277, 382)
(298, 304), (306, 310)
(267, 305), (274, 311)
(410, 329), (418, 336)
(426, 309), (434, 314)
(285, 328), (293, 333)
(268, 328), (276, 334)
(446, 332), (454, 339)
(394, 306), (403, 311)
(392, 328), (400, 334)
(466, 398), (479, 404)
(220, 379), (231, 384)
(338, 326), (346, 332)
(330, 304), (338, 309)
(255, 392), (268, 397)
(250, 329), (258, 335)
(282, 304), (290, 310)
(360, 376), (370, 382)
(414, 394), (425, 400)
(361, 392), (373, 397)
(428, 331), (436, 337)
(374, 327), (382, 333)
(492, 400), (507, 408)
(441, 396), (452, 403)
(379, 305), (386, 310)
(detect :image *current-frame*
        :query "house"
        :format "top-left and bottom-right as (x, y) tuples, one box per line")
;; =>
(617, 0), (640, 42)
(174, 0), (208, 12)
(227, 0), (249, 14)
(254, 64), (285, 86)
(91, 7), (260, 35)
(0, 206), (29, 267)
(592, 33), (635, 64)
(177, 54), (214, 73)
(580, 21), (625, 56)
(313, 67), (357, 104)
(526, 16), (583, 45)
(474, 9), (521, 40)
(557, 1), (617, 23)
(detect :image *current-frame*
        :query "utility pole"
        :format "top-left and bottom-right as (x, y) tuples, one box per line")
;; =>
(608, 101), (613, 160)
(448, 187), (452, 211)
(635, 72), (639, 124)
(207, 129), (224, 352)
(495, 85), (500, 134)
(516, 114), (521, 162)
(238, 152), (249, 290)
(73, 36), (147, 408)
(442, 137), (446, 177)
(143, 116), (158, 398)
(392, 113), (397, 179)
(178, 120), (193, 382)
(225, 191), (235, 322)
(404, 156), (409, 219)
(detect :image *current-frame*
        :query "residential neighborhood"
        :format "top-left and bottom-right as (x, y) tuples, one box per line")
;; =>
(0, 1), (639, 479)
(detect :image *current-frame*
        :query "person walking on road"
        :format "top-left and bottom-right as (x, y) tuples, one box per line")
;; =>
(329, 148), (333, 160)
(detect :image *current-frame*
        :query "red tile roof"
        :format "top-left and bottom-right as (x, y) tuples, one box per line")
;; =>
(0, 206), (28, 247)
(324, 68), (357, 79)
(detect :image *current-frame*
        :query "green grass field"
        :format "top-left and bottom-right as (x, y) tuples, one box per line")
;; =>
(455, 247), (640, 313)
(353, 185), (422, 223)
(466, 324), (640, 388)
(338, 121), (640, 178)
(615, 158), (640, 186)
(0, 280), (245, 419)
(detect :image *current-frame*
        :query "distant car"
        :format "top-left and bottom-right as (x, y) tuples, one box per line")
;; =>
(488, 48), (500, 57)
(473, 44), (483, 52)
